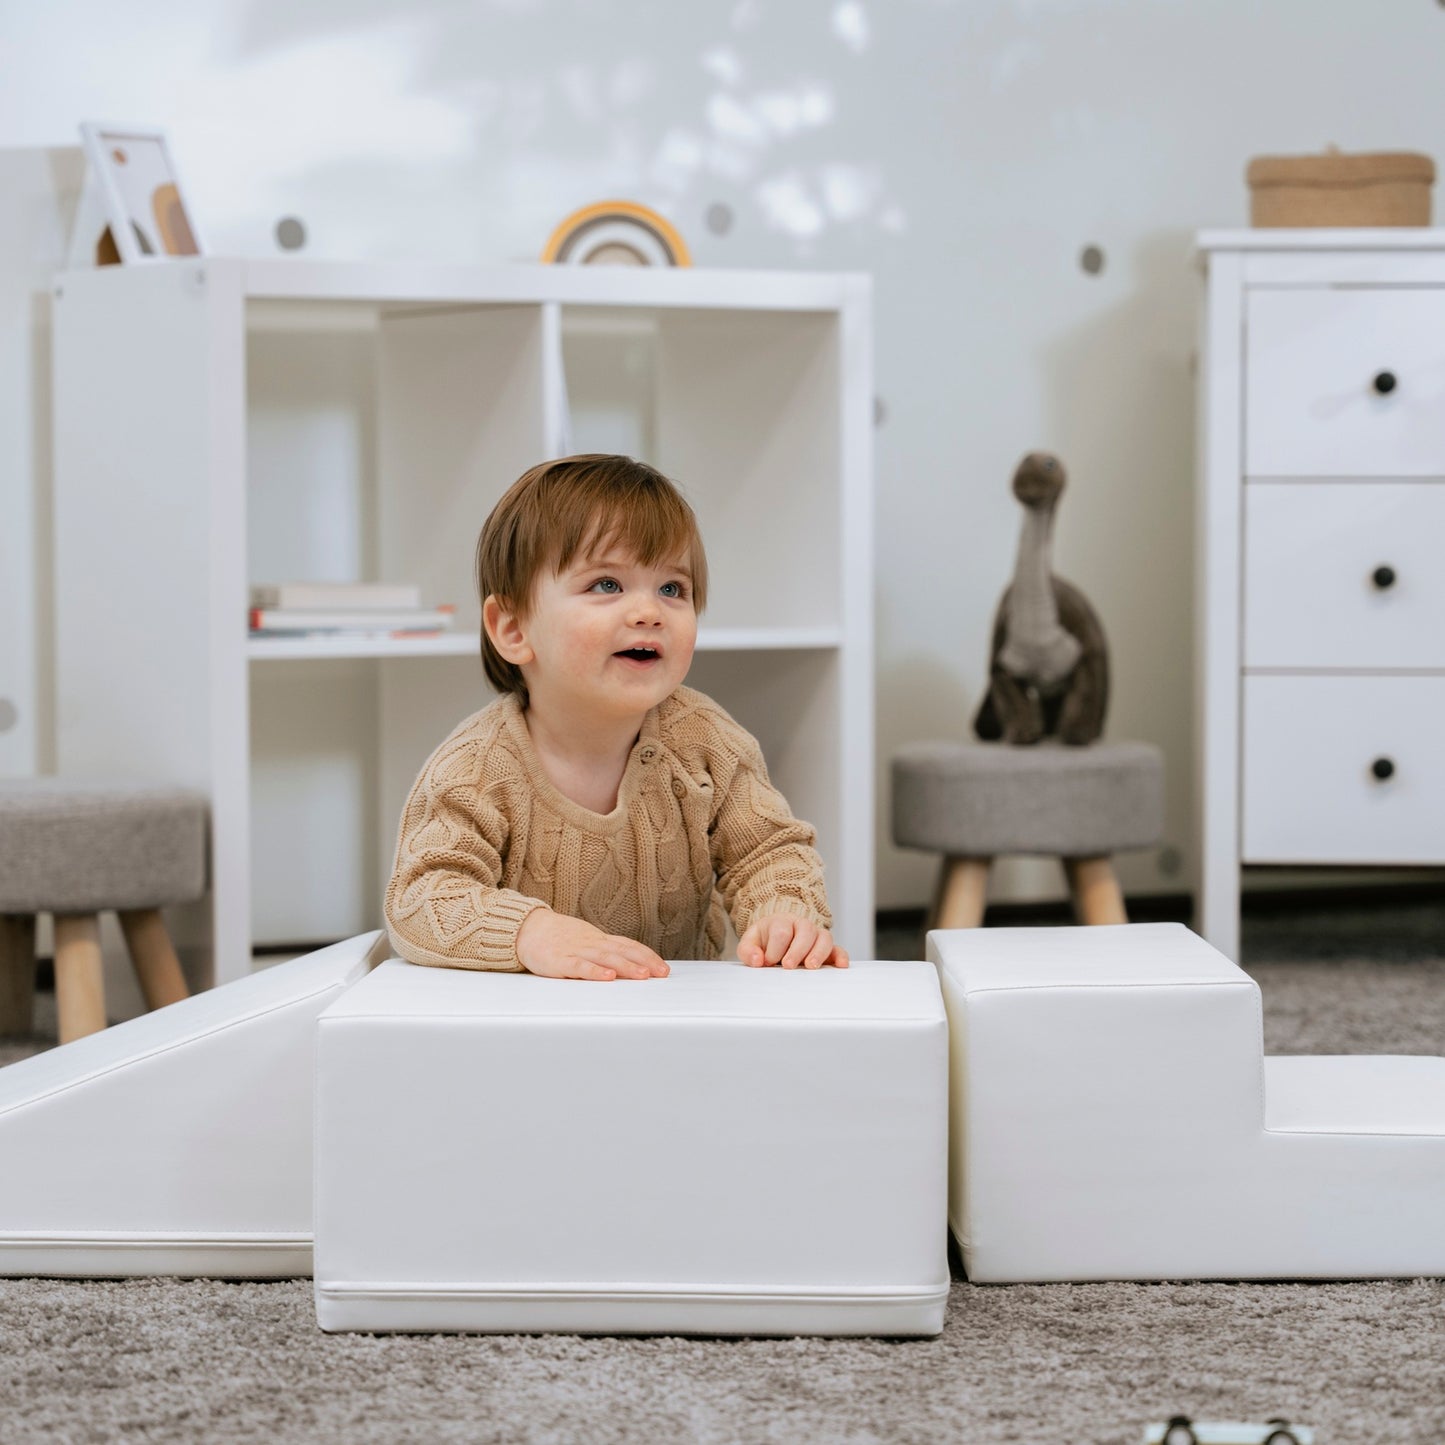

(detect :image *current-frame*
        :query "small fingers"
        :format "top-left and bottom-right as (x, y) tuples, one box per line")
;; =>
(801, 930), (834, 969)
(603, 950), (655, 981)
(765, 918), (795, 966)
(779, 924), (815, 970)
(576, 958), (619, 982)
(610, 938), (670, 979)
(632, 946), (670, 978)
(832, 946), (850, 969)
(737, 923), (764, 967)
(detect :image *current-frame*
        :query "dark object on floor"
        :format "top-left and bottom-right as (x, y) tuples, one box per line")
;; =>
(974, 451), (1109, 746)
(0, 780), (207, 1044)
(1145, 1415), (1312, 1445)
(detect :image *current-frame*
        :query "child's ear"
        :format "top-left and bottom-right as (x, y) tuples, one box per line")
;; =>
(482, 594), (534, 666)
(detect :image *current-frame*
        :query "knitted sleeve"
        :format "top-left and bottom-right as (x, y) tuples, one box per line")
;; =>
(384, 733), (549, 972)
(697, 704), (833, 939)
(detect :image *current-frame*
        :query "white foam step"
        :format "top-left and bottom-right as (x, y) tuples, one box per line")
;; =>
(0, 931), (387, 1277)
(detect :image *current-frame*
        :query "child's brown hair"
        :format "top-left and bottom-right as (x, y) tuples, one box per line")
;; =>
(475, 453), (709, 698)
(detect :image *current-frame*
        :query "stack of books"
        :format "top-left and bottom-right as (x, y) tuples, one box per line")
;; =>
(248, 582), (456, 638)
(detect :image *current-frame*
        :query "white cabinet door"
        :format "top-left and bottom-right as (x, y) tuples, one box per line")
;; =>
(1245, 288), (1445, 477)
(1244, 481), (1445, 669)
(1242, 674), (1445, 863)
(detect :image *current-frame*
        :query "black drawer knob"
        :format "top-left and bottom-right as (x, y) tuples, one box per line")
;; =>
(1372, 564), (1397, 590)
(1372, 370), (1398, 395)
(1371, 756), (1396, 782)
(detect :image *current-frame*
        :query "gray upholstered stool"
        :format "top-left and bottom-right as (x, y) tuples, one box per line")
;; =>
(891, 740), (1165, 928)
(0, 781), (207, 1044)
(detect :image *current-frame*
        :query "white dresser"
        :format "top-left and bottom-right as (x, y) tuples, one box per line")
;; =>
(1196, 231), (1445, 961)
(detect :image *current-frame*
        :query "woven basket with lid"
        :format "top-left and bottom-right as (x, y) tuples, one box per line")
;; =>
(1246, 148), (1435, 227)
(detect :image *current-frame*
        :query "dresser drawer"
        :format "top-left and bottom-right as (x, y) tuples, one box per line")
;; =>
(1245, 288), (1445, 477)
(1242, 675), (1445, 863)
(1244, 482), (1445, 668)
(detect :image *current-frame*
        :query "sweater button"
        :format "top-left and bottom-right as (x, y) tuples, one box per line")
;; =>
(671, 778), (686, 798)
(640, 746), (656, 763)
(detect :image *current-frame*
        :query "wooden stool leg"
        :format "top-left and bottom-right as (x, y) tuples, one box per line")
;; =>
(0, 914), (38, 1037)
(53, 913), (108, 1043)
(1064, 856), (1129, 925)
(935, 856), (992, 929)
(118, 908), (190, 1010)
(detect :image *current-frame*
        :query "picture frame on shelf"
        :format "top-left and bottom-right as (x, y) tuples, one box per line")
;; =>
(76, 122), (203, 265)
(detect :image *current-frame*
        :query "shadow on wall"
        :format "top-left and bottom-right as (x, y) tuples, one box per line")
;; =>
(1036, 227), (1199, 901)
(199, 2), (896, 266)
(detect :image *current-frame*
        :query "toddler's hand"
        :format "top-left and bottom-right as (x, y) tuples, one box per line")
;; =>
(517, 909), (669, 982)
(738, 915), (849, 970)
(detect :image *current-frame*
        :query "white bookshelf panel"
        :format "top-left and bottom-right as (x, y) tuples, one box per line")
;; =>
(697, 627), (842, 651)
(556, 304), (843, 633)
(52, 262), (249, 991)
(378, 306), (552, 636)
(248, 632), (478, 661)
(561, 310), (657, 459)
(249, 660), (381, 946)
(246, 626), (841, 661)
(241, 259), (853, 313)
(55, 267), (229, 781)
(246, 327), (377, 590)
(656, 310), (841, 633)
(256, 653), (484, 945)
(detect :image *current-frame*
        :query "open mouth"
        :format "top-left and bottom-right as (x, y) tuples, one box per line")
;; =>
(615, 647), (661, 663)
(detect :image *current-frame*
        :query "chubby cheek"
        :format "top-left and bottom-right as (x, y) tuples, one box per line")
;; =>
(672, 624), (699, 674)
(568, 618), (618, 669)
(592, 606), (655, 666)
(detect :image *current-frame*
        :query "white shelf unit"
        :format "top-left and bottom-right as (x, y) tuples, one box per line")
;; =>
(1195, 231), (1445, 962)
(51, 260), (874, 989)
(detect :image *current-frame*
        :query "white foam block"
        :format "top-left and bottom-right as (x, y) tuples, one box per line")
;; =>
(314, 958), (950, 1335)
(931, 923), (1445, 1282)
(0, 931), (386, 1277)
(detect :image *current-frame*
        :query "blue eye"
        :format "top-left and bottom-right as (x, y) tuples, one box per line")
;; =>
(589, 578), (621, 594)
(660, 581), (684, 599)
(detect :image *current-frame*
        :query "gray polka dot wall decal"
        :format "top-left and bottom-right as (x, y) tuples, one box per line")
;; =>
(0, 698), (17, 733)
(705, 203), (734, 236)
(276, 217), (307, 251)
(1080, 244), (1105, 275)
(874, 396), (887, 427)
(1157, 845), (1182, 877)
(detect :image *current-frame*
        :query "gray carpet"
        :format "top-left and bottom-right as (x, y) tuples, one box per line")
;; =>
(3, 903), (1444, 1444)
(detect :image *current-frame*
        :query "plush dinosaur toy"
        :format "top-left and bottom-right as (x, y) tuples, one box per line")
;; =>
(973, 451), (1109, 746)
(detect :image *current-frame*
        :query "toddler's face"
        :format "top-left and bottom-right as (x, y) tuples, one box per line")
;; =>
(519, 546), (698, 718)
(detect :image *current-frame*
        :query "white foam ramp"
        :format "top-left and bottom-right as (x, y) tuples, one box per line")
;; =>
(0, 931), (387, 1277)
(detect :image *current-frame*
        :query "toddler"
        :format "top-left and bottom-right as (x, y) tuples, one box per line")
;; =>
(384, 453), (848, 981)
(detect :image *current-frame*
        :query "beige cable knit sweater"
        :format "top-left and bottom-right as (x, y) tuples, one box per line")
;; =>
(385, 684), (831, 971)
